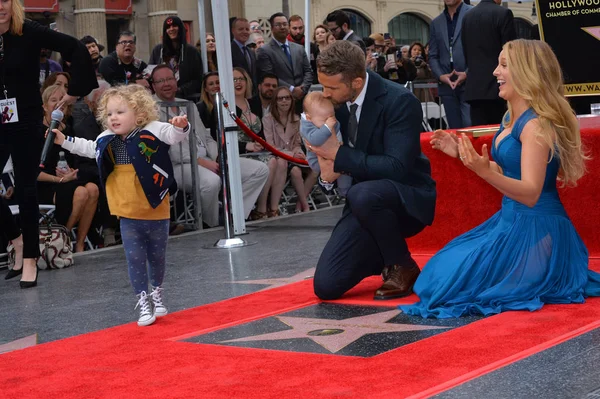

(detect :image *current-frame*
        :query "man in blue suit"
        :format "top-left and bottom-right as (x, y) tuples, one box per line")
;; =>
(429, 0), (473, 129)
(308, 41), (436, 300)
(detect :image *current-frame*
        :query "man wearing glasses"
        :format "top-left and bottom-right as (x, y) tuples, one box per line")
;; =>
(256, 12), (313, 114)
(325, 10), (366, 54)
(99, 31), (149, 88)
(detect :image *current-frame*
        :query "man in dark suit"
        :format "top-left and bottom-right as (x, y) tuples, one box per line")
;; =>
(249, 73), (278, 119)
(308, 41), (436, 300)
(325, 10), (366, 53)
(462, 0), (516, 126)
(429, 0), (473, 129)
(231, 18), (257, 87)
(256, 13), (313, 113)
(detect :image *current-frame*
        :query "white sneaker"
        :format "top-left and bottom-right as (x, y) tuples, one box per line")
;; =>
(150, 285), (168, 317)
(135, 291), (156, 326)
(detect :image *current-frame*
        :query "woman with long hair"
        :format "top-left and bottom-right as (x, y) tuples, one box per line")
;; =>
(149, 16), (203, 99)
(196, 71), (220, 140)
(400, 39), (600, 318)
(0, 0), (97, 287)
(408, 41), (433, 102)
(41, 71), (70, 94)
(38, 85), (99, 253)
(204, 33), (218, 72)
(262, 87), (311, 216)
(310, 25), (330, 82)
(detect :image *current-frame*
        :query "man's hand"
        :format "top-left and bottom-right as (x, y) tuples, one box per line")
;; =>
(170, 115), (189, 129)
(305, 132), (341, 161)
(292, 87), (304, 99)
(453, 70), (467, 87)
(440, 73), (456, 89)
(318, 156), (340, 183)
(198, 158), (219, 174)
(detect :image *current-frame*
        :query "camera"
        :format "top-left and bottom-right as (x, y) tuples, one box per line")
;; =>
(414, 55), (424, 67)
(371, 52), (379, 59)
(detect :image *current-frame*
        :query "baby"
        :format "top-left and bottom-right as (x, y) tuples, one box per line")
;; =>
(300, 92), (351, 195)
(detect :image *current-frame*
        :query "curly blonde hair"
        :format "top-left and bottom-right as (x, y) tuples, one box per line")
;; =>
(95, 84), (159, 130)
(502, 39), (589, 186)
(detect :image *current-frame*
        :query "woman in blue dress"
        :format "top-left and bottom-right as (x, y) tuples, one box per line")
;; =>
(400, 39), (600, 318)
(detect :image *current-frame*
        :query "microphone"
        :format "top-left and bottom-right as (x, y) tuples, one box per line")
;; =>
(39, 109), (64, 168)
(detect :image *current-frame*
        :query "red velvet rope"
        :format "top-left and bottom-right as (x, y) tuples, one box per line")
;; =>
(223, 101), (309, 166)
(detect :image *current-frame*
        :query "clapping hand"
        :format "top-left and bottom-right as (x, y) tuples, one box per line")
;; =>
(430, 129), (459, 158)
(458, 133), (491, 177)
(170, 115), (189, 129)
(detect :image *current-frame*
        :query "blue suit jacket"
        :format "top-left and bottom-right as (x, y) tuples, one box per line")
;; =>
(428, 3), (473, 97)
(334, 71), (436, 226)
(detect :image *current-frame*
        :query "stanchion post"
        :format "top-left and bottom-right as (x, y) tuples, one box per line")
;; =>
(211, 92), (253, 249)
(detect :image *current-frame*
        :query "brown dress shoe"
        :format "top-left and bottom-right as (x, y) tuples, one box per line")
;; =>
(374, 261), (420, 300)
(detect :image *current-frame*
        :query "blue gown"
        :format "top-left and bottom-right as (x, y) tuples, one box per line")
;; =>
(400, 108), (600, 318)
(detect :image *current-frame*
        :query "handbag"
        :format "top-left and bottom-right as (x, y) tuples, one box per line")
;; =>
(37, 222), (74, 270)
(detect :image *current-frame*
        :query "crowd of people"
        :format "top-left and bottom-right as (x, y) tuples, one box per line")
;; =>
(2, 0), (599, 327)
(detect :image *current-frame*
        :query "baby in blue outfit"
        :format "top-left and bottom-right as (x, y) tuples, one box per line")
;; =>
(300, 92), (351, 195)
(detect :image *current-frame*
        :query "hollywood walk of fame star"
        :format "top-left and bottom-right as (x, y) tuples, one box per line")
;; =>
(222, 310), (449, 353)
(582, 27), (600, 42)
(230, 268), (316, 291)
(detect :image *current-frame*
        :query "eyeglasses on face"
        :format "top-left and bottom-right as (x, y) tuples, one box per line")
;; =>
(330, 26), (341, 32)
(154, 77), (176, 85)
(118, 40), (136, 46)
(251, 25), (260, 30)
(233, 77), (247, 83)
(273, 23), (289, 28)
(277, 95), (292, 102)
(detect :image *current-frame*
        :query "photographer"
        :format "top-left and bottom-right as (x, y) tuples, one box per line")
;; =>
(363, 37), (378, 70)
(409, 42), (433, 101)
(369, 33), (417, 85)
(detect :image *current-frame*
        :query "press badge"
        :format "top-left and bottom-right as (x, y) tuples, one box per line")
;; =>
(0, 97), (19, 124)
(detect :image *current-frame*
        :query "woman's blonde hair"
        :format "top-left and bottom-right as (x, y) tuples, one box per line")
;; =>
(96, 84), (159, 130)
(200, 71), (219, 114)
(9, 0), (25, 35)
(42, 84), (71, 118)
(233, 67), (253, 99)
(503, 39), (588, 186)
(313, 24), (330, 42)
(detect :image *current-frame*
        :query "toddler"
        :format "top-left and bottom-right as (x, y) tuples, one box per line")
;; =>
(52, 84), (189, 326)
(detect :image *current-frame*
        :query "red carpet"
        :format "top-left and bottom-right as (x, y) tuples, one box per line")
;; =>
(409, 127), (600, 256)
(2, 258), (600, 399)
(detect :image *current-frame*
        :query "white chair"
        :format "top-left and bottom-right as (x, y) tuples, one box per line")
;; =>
(421, 102), (448, 131)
